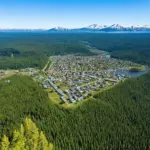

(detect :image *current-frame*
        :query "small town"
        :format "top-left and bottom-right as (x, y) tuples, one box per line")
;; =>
(25, 50), (143, 104)
(0, 49), (145, 104)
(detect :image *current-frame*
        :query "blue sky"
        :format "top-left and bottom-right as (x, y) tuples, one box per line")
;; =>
(0, 0), (150, 29)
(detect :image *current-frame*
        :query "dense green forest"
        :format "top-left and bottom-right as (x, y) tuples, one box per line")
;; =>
(1, 118), (53, 150)
(83, 33), (150, 66)
(0, 33), (150, 69)
(0, 72), (150, 150)
(0, 33), (91, 69)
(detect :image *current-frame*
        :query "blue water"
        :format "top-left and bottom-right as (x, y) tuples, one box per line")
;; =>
(116, 69), (148, 77)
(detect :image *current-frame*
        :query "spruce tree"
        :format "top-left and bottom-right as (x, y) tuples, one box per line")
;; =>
(1, 135), (10, 150)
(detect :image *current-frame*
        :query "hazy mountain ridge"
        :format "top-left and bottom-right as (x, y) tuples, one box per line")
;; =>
(1, 24), (150, 32)
(0, 29), (46, 32)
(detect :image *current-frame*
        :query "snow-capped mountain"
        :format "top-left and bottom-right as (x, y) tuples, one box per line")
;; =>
(100, 24), (126, 32)
(47, 24), (150, 32)
(109, 24), (125, 29)
(143, 25), (150, 28)
(87, 24), (108, 29)
(48, 26), (69, 32)
(1, 24), (150, 32)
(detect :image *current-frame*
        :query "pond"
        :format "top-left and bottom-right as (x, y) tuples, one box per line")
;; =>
(116, 67), (149, 77)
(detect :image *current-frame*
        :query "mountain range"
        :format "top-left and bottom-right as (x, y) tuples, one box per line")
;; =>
(1, 24), (150, 32)
(48, 24), (150, 32)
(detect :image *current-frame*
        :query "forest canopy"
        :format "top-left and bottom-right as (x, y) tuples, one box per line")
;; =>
(1, 118), (53, 150)
(0, 33), (150, 69)
(0, 72), (150, 150)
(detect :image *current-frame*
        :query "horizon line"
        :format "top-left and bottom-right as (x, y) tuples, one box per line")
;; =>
(0, 24), (150, 30)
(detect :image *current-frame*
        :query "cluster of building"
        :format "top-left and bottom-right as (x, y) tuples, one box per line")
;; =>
(42, 54), (140, 103)
(21, 53), (141, 104)
(0, 71), (5, 79)
(0, 52), (144, 104)
(21, 68), (45, 82)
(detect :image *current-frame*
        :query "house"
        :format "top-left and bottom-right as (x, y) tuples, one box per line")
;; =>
(61, 96), (67, 102)
(70, 97), (75, 103)
(43, 84), (48, 89)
